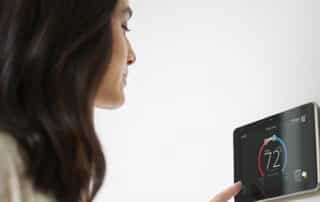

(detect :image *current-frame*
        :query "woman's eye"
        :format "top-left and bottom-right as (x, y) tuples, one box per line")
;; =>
(122, 24), (131, 32)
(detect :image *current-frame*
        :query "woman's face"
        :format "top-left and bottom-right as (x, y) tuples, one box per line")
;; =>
(94, 0), (136, 109)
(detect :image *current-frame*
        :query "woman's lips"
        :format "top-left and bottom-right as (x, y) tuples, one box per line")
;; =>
(122, 74), (127, 86)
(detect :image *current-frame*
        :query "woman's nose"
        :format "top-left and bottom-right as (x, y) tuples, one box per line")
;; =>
(127, 41), (136, 65)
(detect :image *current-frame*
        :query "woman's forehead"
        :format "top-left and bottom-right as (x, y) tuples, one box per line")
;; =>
(118, 0), (130, 8)
(116, 0), (132, 18)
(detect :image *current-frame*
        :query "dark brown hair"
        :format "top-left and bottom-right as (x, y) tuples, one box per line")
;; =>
(0, 0), (117, 201)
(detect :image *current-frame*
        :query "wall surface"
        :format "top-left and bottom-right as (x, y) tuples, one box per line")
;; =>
(94, 0), (320, 201)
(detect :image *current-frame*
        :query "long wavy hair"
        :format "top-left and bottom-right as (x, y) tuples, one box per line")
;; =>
(0, 0), (117, 201)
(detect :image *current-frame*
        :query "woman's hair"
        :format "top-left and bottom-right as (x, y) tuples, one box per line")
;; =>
(0, 0), (117, 201)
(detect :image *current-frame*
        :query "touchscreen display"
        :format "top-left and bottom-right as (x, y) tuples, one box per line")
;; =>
(234, 103), (319, 202)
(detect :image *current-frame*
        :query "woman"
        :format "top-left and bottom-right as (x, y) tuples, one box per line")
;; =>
(0, 0), (240, 201)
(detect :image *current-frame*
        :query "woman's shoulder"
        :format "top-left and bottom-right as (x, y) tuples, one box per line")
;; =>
(0, 130), (57, 202)
(0, 130), (25, 175)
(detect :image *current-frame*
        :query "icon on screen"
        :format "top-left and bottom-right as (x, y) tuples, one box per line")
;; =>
(302, 171), (308, 179)
(294, 169), (302, 182)
(294, 169), (308, 183)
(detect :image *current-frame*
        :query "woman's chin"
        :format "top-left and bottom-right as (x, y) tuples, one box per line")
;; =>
(94, 93), (125, 110)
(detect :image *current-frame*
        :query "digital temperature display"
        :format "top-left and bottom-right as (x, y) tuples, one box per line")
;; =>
(257, 135), (288, 177)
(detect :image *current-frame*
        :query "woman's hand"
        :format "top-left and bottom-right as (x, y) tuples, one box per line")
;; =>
(210, 181), (242, 202)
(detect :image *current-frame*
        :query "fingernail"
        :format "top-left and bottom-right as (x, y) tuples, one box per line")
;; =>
(235, 181), (242, 186)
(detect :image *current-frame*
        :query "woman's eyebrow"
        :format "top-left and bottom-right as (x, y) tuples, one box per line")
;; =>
(122, 6), (133, 19)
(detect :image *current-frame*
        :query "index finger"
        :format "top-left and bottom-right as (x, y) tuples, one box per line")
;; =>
(210, 181), (242, 202)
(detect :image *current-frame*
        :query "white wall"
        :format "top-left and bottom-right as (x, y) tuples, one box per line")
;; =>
(94, 0), (320, 201)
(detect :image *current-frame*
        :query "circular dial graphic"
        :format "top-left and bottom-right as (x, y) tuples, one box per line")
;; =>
(257, 134), (288, 177)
